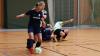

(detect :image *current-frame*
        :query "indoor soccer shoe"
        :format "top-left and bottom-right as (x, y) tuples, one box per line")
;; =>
(28, 48), (34, 54)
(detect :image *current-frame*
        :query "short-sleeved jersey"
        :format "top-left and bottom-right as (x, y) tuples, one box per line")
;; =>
(25, 10), (43, 26)
(53, 21), (63, 30)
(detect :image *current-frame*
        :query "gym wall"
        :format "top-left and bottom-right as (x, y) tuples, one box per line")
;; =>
(5, 0), (48, 29)
(0, 0), (4, 28)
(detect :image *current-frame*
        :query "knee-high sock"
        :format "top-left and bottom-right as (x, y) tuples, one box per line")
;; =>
(26, 39), (35, 49)
(36, 41), (41, 47)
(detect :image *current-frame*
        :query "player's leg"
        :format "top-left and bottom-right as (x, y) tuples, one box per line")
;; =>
(35, 33), (42, 47)
(60, 31), (65, 41)
(27, 26), (35, 54)
(27, 32), (36, 54)
(64, 29), (69, 39)
(27, 32), (35, 48)
(54, 29), (62, 41)
(61, 29), (69, 40)
(33, 27), (42, 48)
(64, 29), (69, 34)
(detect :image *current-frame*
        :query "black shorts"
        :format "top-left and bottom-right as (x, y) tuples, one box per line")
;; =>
(28, 25), (41, 34)
(54, 29), (64, 36)
(54, 29), (60, 35)
(54, 29), (64, 41)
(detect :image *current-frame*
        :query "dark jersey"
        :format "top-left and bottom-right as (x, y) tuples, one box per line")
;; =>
(25, 10), (43, 27)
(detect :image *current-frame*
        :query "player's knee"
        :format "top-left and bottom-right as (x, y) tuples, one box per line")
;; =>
(60, 31), (65, 37)
(64, 29), (69, 33)
(28, 32), (34, 39)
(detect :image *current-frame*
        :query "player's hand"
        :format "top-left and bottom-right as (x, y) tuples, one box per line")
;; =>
(16, 15), (20, 19)
(42, 21), (46, 28)
(42, 15), (47, 19)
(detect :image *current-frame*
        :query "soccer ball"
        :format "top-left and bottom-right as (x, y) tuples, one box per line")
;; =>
(35, 47), (42, 54)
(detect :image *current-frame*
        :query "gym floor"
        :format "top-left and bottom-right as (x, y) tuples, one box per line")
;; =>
(0, 28), (100, 56)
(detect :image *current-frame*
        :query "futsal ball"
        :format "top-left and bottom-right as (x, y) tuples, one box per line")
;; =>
(35, 47), (42, 54)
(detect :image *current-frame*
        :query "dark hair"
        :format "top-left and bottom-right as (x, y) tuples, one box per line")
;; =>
(35, 3), (38, 6)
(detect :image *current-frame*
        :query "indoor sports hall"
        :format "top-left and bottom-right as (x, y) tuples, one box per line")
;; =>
(0, 0), (100, 56)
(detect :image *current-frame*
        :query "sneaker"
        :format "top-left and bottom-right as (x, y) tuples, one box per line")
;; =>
(28, 48), (34, 54)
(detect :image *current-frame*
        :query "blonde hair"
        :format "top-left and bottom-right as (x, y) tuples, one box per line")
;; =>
(36, 1), (45, 6)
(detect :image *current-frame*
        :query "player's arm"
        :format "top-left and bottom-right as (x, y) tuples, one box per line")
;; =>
(16, 10), (32, 19)
(47, 24), (53, 29)
(52, 35), (57, 42)
(51, 33), (57, 42)
(41, 10), (47, 28)
(41, 18), (46, 28)
(53, 35), (58, 42)
(62, 19), (74, 25)
(16, 13), (26, 19)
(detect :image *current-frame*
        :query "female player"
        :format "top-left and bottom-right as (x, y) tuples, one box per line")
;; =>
(51, 19), (74, 42)
(16, 1), (46, 54)
(41, 24), (53, 41)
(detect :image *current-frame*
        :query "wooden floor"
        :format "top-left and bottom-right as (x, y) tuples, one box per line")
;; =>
(0, 28), (100, 56)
